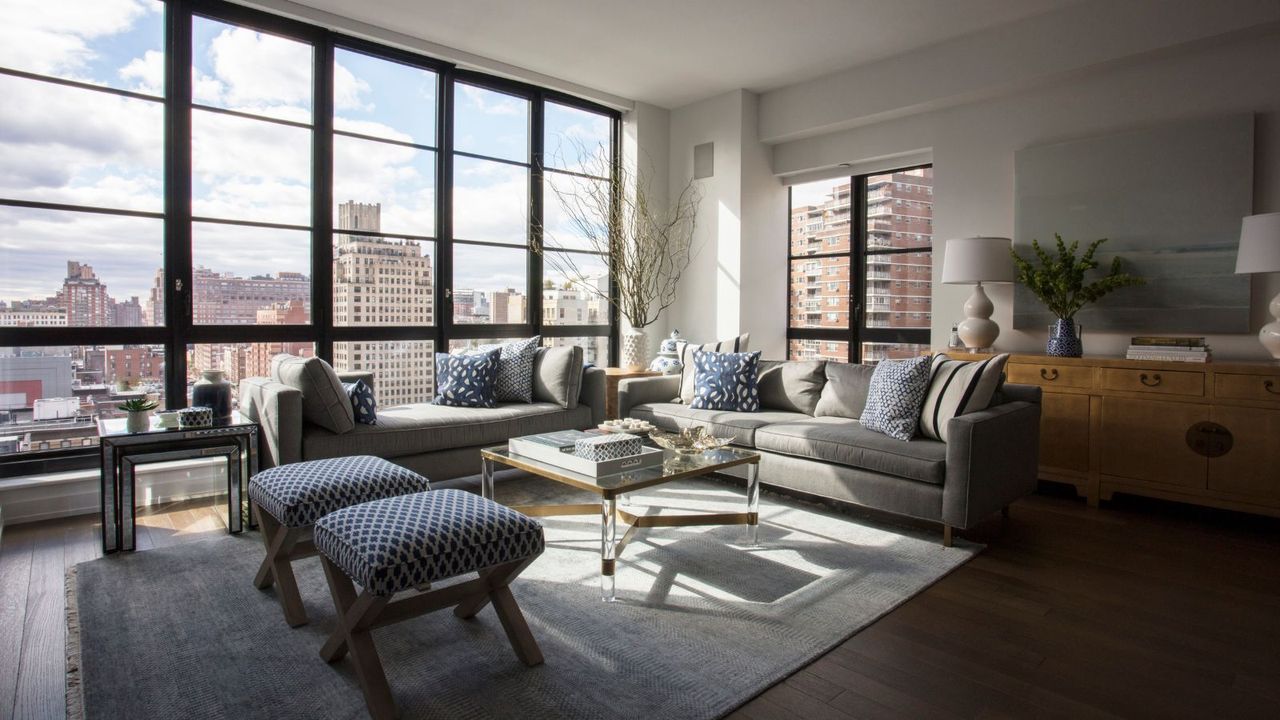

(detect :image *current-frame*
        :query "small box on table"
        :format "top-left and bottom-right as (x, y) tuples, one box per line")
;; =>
(574, 433), (642, 461)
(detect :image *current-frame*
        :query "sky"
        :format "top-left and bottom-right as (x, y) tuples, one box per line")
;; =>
(0, 0), (612, 306)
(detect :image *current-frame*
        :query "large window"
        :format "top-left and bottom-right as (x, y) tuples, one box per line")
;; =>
(787, 166), (933, 364)
(0, 0), (618, 466)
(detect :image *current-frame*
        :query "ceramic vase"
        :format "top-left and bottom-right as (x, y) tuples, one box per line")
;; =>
(125, 410), (151, 434)
(192, 369), (233, 422)
(1046, 318), (1083, 358)
(620, 330), (648, 371)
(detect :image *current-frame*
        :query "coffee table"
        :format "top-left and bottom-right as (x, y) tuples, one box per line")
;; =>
(480, 444), (762, 602)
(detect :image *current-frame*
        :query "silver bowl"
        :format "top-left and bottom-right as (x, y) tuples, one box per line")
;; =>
(648, 427), (733, 455)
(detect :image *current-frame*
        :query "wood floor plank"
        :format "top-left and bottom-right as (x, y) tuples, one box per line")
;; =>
(12, 522), (66, 720)
(0, 524), (37, 720)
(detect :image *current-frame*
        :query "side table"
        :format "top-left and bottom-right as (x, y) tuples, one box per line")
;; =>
(604, 368), (660, 419)
(98, 412), (259, 553)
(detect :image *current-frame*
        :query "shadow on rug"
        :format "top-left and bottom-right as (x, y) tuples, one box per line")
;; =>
(68, 475), (979, 719)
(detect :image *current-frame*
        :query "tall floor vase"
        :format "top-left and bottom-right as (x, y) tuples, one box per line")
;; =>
(620, 330), (648, 371)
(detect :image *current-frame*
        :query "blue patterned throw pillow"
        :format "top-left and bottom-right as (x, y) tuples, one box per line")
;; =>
(433, 349), (501, 408)
(859, 355), (933, 441)
(690, 350), (761, 412)
(469, 336), (539, 403)
(342, 380), (377, 425)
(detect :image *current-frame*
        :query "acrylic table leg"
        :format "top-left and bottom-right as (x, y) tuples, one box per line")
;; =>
(100, 444), (118, 554)
(227, 447), (243, 534)
(481, 457), (495, 500)
(245, 430), (259, 529)
(121, 455), (137, 552)
(744, 462), (761, 547)
(601, 495), (618, 602)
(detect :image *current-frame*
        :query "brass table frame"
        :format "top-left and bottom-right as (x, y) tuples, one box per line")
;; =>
(480, 445), (761, 602)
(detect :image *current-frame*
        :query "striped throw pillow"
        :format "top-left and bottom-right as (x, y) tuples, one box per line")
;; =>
(918, 353), (1009, 442)
(674, 333), (750, 403)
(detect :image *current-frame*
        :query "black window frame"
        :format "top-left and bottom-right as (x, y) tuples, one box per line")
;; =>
(0, 0), (620, 477)
(785, 164), (933, 364)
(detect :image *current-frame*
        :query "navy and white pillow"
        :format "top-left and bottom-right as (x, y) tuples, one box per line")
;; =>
(432, 349), (501, 408)
(690, 350), (762, 412)
(674, 333), (750, 403)
(342, 380), (378, 425)
(918, 353), (1009, 442)
(469, 336), (539, 403)
(859, 355), (933, 441)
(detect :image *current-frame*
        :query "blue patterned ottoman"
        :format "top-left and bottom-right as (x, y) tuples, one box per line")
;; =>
(247, 455), (430, 627)
(314, 490), (546, 720)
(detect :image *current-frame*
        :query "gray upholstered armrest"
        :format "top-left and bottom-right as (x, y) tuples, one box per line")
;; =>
(336, 370), (375, 395)
(942, 397), (1041, 529)
(580, 366), (606, 427)
(618, 375), (681, 418)
(238, 377), (304, 469)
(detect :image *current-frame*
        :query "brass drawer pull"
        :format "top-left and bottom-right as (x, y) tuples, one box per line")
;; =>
(1040, 368), (1059, 381)
(1266, 379), (1279, 395)
(1140, 373), (1162, 387)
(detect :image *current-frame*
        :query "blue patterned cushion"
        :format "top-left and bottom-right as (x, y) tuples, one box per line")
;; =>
(248, 455), (430, 527)
(469, 336), (539, 403)
(690, 350), (761, 412)
(433, 349), (501, 408)
(314, 490), (545, 597)
(342, 380), (377, 425)
(858, 356), (933, 441)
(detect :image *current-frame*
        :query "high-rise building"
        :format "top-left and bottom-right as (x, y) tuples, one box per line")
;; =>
(57, 261), (111, 326)
(144, 269), (165, 326)
(110, 296), (144, 327)
(331, 201), (435, 405)
(191, 267), (311, 325)
(490, 288), (525, 324)
(0, 303), (67, 327)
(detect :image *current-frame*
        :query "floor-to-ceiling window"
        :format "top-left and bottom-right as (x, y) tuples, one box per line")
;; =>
(787, 166), (933, 364)
(0, 0), (619, 472)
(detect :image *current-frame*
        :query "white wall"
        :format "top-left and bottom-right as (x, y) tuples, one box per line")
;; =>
(665, 90), (789, 358)
(622, 101), (673, 354)
(771, 30), (1280, 360)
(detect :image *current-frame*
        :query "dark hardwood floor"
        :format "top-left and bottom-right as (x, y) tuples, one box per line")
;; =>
(1, 485), (1278, 719)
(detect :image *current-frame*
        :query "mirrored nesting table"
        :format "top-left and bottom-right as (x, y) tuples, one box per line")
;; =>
(98, 412), (259, 553)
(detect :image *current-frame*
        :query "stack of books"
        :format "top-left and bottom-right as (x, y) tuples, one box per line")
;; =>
(1126, 337), (1211, 363)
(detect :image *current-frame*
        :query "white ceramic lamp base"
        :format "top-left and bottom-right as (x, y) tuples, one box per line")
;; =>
(1261, 292), (1280, 360)
(957, 282), (1000, 350)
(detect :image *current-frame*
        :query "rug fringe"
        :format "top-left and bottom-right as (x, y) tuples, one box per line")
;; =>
(65, 567), (85, 720)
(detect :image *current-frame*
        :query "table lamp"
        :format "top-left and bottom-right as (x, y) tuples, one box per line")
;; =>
(1235, 212), (1280, 359)
(942, 237), (1014, 350)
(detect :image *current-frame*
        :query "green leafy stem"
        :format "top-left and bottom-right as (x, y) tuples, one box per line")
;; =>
(1010, 234), (1145, 320)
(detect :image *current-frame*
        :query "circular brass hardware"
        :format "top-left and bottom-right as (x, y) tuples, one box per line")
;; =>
(1186, 421), (1233, 458)
(1265, 379), (1279, 395)
(1139, 373), (1162, 387)
(1040, 368), (1059, 381)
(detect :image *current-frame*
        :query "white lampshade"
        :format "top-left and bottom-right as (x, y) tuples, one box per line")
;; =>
(1236, 212), (1280, 274)
(942, 237), (1015, 284)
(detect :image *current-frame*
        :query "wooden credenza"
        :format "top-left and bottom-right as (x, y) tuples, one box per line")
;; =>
(952, 352), (1280, 517)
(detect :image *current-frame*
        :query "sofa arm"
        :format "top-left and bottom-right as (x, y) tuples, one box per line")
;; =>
(336, 370), (375, 395)
(238, 377), (303, 469)
(942, 399), (1041, 529)
(618, 375), (681, 418)
(580, 366), (607, 427)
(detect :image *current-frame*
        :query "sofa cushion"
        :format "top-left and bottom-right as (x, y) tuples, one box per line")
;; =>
(271, 355), (355, 434)
(628, 402), (809, 447)
(754, 417), (947, 485)
(433, 349), (501, 408)
(676, 333), (750, 403)
(471, 336), (540, 403)
(690, 350), (761, 412)
(918, 353), (1009, 442)
(533, 345), (584, 409)
(758, 360), (825, 415)
(859, 356), (933, 441)
(343, 380), (378, 425)
(301, 401), (592, 460)
(813, 362), (874, 419)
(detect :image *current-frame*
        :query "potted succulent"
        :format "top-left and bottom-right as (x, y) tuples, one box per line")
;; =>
(1011, 234), (1144, 357)
(118, 396), (160, 433)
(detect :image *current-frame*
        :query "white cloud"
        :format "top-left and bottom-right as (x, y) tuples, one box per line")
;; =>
(119, 49), (163, 95)
(333, 60), (372, 112)
(459, 84), (524, 116)
(0, 0), (157, 82)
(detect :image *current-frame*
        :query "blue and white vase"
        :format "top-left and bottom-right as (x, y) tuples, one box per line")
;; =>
(1046, 318), (1083, 358)
(192, 369), (233, 422)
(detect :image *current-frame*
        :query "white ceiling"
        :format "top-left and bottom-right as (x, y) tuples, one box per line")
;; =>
(285, 0), (1087, 109)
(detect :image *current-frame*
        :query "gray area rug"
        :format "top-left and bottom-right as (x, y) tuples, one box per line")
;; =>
(70, 474), (979, 719)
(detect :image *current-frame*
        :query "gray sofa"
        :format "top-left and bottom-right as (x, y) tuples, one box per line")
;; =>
(240, 348), (606, 483)
(619, 359), (1041, 544)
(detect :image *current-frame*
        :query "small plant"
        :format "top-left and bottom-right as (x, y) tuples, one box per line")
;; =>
(118, 397), (159, 413)
(1011, 234), (1144, 319)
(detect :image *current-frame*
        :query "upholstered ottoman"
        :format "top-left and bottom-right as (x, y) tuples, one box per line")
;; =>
(247, 455), (430, 627)
(313, 490), (546, 720)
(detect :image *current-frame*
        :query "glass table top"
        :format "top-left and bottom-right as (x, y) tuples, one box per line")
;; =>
(98, 411), (256, 438)
(482, 444), (759, 495)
